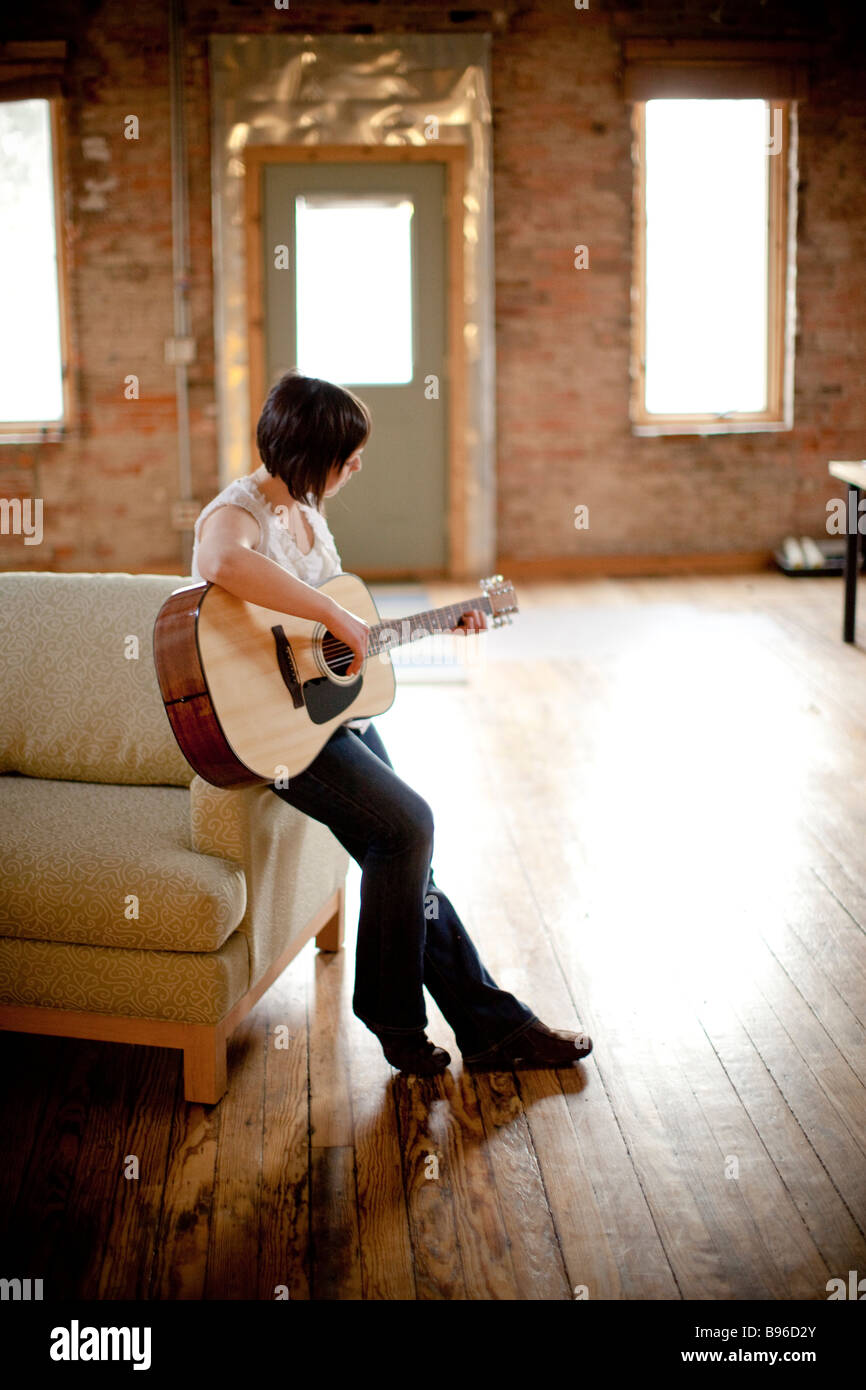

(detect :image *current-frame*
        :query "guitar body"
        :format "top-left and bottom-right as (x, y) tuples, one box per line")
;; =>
(154, 573), (396, 789)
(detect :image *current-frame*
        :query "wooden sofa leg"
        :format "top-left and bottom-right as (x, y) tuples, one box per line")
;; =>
(183, 1025), (227, 1104)
(315, 885), (345, 953)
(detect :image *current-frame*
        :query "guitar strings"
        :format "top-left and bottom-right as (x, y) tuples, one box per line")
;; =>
(320, 600), (501, 675)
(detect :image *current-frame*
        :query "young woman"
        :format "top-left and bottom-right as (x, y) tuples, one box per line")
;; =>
(192, 369), (593, 1076)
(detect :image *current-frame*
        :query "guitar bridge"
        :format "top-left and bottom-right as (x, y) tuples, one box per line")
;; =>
(270, 625), (305, 709)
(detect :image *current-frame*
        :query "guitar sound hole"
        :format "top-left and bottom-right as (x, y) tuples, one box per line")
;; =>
(321, 629), (356, 679)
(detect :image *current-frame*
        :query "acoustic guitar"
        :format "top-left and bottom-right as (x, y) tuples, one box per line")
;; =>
(153, 573), (518, 788)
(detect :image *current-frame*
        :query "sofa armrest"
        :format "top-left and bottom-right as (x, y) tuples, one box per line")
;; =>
(189, 775), (245, 862)
(188, 774), (350, 982)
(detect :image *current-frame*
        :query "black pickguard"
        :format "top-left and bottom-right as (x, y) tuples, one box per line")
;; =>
(271, 622), (363, 724)
(302, 674), (364, 724)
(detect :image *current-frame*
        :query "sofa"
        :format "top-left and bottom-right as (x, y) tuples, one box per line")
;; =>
(0, 571), (349, 1103)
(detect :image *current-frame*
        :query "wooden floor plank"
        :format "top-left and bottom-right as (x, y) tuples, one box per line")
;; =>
(4, 1037), (121, 1295)
(470, 1068), (573, 1301)
(452, 661), (671, 1300)
(57, 1042), (180, 1301)
(307, 911), (365, 1299)
(0, 1035), (56, 1248)
(514, 1069), (628, 1300)
(778, 843), (866, 1021)
(344, 994), (417, 1300)
(203, 1008), (266, 1299)
(394, 1074), (468, 1300)
(756, 897), (866, 1088)
(309, 938), (353, 1151)
(804, 831), (866, 943)
(732, 986), (866, 1212)
(94, 1044), (180, 1299)
(560, 1073), (681, 1300)
(149, 1092), (220, 1300)
(699, 997), (866, 1284)
(424, 1068), (521, 1299)
(310, 1145), (361, 1300)
(562, 1023), (737, 1299)
(257, 946), (313, 1301)
(630, 1021), (827, 1299)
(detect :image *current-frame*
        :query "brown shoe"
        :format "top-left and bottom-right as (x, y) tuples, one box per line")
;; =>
(467, 1020), (593, 1070)
(380, 1032), (451, 1076)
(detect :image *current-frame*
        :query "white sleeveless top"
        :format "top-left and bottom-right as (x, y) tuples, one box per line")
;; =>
(191, 474), (371, 734)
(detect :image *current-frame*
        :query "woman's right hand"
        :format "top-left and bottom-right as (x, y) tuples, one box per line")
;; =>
(326, 603), (370, 677)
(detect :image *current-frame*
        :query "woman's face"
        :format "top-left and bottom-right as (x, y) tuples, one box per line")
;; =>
(324, 446), (364, 497)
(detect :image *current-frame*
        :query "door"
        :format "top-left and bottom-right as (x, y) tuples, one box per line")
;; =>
(260, 160), (448, 573)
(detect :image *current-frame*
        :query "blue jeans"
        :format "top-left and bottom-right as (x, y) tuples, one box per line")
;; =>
(269, 721), (537, 1062)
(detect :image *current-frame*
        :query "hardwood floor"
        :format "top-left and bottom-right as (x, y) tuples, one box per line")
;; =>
(2, 572), (865, 1300)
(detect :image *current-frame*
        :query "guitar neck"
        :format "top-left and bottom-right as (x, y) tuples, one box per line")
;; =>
(368, 596), (493, 655)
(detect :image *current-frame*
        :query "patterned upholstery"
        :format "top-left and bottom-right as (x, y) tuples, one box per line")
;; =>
(0, 933), (250, 1025)
(0, 571), (194, 786)
(0, 779), (246, 953)
(0, 571), (349, 1026)
(189, 776), (347, 982)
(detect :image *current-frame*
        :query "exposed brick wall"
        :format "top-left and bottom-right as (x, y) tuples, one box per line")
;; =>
(1, 0), (864, 573)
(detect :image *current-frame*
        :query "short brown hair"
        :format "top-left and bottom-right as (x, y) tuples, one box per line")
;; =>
(255, 369), (372, 508)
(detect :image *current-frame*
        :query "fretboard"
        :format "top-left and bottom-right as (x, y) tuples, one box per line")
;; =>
(367, 596), (493, 655)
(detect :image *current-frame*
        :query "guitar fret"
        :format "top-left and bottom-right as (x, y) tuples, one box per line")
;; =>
(368, 594), (498, 655)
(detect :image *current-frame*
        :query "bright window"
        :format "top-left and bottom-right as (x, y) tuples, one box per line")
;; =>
(645, 100), (768, 413)
(0, 98), (65, 425)
(632, 98), (793, 433)
(294, 194), (414, 386)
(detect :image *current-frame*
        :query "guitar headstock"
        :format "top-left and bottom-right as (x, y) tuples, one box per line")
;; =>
(480, 574), (518, 627)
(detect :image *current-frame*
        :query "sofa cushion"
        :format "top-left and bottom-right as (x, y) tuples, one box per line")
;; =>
(0, 778), (247, 953)
(0, 571), (194, 786)
(0, 932), (250, 1025)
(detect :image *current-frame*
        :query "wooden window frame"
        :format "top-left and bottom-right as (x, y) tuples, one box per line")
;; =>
(630, 97), (796, 437)
(0, 92), (73, 442)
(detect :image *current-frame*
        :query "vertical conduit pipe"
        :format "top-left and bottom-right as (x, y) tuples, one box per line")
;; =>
(168, 0), (193, 573)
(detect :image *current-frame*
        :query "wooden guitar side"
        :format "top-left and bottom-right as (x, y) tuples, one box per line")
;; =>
(153, 582), (255, 787)
(153, 574), (396, 788)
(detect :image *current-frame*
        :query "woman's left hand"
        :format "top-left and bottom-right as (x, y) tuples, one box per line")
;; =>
(451, 608), (487, 634)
